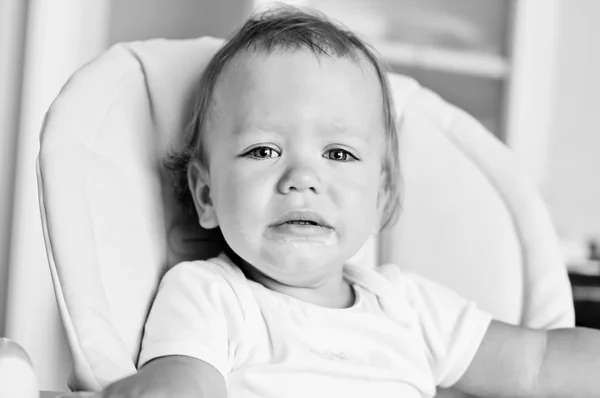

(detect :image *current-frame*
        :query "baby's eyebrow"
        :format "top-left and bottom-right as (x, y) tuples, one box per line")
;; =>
(322, 124), (372, 144)
(232, 127), (276, 137)
(325, 134), (371, 149)
(232, 121), (374, 145)
(232, 119), (281, 136)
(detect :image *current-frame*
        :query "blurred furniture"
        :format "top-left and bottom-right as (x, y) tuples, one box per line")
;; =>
(566, 241), (600, 329)
(569, 272), (600, 329)
(36, 36), (574, 394)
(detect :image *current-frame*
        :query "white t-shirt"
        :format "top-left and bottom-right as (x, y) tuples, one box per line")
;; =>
(138, 253), (491, 398)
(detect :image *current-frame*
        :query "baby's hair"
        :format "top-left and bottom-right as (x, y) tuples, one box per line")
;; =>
(165, 4), (402, 230)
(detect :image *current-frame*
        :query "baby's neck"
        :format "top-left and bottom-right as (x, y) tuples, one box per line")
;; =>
(224, 247), (354, 308)
(258, 272), (355, 309)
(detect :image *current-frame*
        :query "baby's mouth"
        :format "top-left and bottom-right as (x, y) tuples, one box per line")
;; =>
(273, 219), (333, 234)
(266, 212), (337, 245)
(281, 220), (327, 227)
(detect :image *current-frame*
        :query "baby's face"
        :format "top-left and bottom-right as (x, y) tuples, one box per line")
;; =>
(200, 49), (386, 287)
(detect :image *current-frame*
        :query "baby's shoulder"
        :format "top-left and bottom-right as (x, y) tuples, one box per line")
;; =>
(158, 254), (256, 317)
(376, 263), (436, 291)
(162, 253), (247, 289)
(345, 262), (419, 301)
(376, 263), (405, 281)
(347, 262), (413, 288)
(349, 263), (446, 305)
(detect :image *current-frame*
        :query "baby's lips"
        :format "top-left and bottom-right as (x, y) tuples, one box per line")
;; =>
(265, 221), (339, 246)
(271, 209), (333, 229)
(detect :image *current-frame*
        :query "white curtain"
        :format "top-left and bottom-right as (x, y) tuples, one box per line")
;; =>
(4, 0), (110, 391)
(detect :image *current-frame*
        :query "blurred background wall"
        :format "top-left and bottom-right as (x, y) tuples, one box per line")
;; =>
(0, 0), (598, 392)
(543, 1), (600, 245)
(0, 0), (27, 338)
(108, 0), (248, 44)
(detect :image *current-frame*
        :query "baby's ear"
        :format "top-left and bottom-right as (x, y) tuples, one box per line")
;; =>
(187, 159), (219, 229)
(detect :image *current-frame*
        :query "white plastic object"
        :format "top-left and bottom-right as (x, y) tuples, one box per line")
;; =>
(0, 337), (38, 398)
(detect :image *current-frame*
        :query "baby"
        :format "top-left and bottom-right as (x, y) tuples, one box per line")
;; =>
(102, 6), (600, 398)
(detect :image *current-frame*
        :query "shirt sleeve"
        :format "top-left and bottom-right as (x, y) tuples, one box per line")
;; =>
(137, 259), (246, 378)
(381, 264), (492, 388)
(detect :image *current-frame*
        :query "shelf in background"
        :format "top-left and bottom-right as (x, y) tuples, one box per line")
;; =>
(569, 272), (600, 329)
(371, 40), (511, 79)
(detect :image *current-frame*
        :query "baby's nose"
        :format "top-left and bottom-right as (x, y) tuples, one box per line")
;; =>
(277, 164), (322, 194)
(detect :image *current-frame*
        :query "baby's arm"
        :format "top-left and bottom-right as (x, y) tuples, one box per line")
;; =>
(102, 355), (226, 398)
(106, 259), (245, 398)
(454, 320), (600, 397)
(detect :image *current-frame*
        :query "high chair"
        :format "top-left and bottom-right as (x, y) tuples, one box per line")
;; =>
(36, 37), (574, 393)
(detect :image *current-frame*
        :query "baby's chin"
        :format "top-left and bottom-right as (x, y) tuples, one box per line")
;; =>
(257, 247), (348, 278)
(263, 240), (346, 261)
(224, 235), (354, 284)
(263, 224), (339, 247)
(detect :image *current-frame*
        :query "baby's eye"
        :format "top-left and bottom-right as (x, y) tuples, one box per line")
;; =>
(324, 148), (358, 162)
(244, 146), (281, 159)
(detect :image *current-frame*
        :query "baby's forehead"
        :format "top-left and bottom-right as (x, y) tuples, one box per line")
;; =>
(212, 51), (382, 123)
(217, 48), (379, 91)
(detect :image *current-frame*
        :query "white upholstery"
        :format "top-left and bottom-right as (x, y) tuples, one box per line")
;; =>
(36, 37), (574, 392)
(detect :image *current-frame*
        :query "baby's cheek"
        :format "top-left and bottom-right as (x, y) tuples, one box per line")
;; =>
(214, 185), (258, 254)
(355, 171), (381, 206)
(224, 177), (269, 225)
(357, 174), (383, 229)
(333, 177), (377, 230)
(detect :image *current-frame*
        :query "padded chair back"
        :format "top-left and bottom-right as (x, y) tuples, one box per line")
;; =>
(37, 37), (574, 391)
